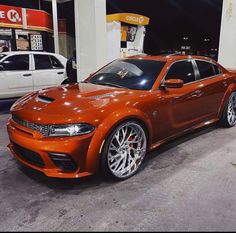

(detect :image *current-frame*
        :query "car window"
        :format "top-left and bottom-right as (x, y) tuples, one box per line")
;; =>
(34, 55), (53, 70)
(213, 64), (221, 75)
(165, 60), (195, 84)
(0, 55), (29, 71)
(196, 60), (215, 79)
(49, 56), (64, 69)
(87, 59), (166, 90)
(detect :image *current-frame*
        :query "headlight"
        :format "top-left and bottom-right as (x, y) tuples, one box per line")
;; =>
(49, 124), (95, 137)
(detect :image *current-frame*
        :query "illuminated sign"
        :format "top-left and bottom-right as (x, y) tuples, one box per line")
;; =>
(0, 5), (52, 32)
(0, 5), (22, 26)
(7, 9), (22, 23)
(126, 16), (144, 25)
(107, 13), (150, 26)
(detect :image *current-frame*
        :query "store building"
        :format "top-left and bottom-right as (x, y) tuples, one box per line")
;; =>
(0, 0), (107, 81)
(0, 4), (53, 52)
(0, 3), (74, 58)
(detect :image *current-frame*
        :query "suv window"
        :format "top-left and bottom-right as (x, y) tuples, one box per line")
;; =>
(196, 60), (215, 79)
(165, 60), (195, 84)
(49, 56), (64, 69)
(34, 55), (52, 70)
(1, 55), (29, 71)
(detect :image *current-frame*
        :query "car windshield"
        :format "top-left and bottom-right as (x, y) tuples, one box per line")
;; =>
(0, 54), (6, 61)
(87, 59), (166, 90)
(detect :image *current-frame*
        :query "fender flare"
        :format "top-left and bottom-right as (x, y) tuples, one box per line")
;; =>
(84, 108), (153, 174)
(218, 83), (236, 118)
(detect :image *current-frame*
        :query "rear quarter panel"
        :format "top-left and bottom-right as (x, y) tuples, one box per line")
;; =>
(218, 69), (236, 117)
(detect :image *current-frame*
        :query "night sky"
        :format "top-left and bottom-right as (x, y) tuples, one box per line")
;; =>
(1, 0), (223, 55)
(107, 0), (223, 55)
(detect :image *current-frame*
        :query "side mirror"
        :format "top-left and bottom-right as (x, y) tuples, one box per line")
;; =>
(0, 65), (4, 71)
(161, 79), (184, 89)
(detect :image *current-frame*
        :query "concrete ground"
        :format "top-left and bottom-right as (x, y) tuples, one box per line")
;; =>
(1, 99), (236, 231)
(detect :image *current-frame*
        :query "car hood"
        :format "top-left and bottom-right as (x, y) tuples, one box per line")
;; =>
(11, 83), (133, 124)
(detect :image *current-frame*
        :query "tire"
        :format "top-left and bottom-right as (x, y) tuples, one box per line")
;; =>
(100, 121), (147, 180)
(221, 92), (236, 128)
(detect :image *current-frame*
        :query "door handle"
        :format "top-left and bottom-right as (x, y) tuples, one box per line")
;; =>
(23, 74), (32, 77)
(57, 72), (64, 75)
(191, 90), (202, 98)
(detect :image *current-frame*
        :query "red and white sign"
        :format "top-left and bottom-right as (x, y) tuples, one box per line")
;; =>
(0, 5), (22, 26)
(0, 4), (53, 32)
(7, 9), (22, 23)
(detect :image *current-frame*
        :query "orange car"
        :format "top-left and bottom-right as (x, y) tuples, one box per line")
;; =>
(7, 55), (236, 180)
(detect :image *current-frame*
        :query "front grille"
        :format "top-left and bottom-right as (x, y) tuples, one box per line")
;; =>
(12, 142), (45, 168)
(12, 115), (50, 137)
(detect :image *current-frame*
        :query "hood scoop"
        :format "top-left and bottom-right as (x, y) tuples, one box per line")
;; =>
(36, 95), (55, 104)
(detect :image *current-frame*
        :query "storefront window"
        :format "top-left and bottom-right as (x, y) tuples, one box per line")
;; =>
(0, 30), (11, 52)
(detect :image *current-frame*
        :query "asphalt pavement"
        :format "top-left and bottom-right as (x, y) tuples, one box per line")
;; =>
(0, 99), (236, 231)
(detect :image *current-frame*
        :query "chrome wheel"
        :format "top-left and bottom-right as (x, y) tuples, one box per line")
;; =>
(107, 122), (147, 179)
(227, 93), (236, 126)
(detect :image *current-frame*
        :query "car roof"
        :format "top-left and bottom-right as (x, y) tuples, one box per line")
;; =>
(1, 51), (64, 57)
(126, 54), (216, 63)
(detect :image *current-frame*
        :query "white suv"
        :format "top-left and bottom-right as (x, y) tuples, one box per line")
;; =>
(0, 51), (68, 99)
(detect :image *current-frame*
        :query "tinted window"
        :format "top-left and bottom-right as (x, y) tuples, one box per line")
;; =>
(213, 64), (221, 75)
(165, 60), (195, 84)
(34, 55), (52, 70)
(87, 59), (166, 90)
(50, 56), (64, 69)
(196, 60), (215, 79)
(1, 55), (29, 71)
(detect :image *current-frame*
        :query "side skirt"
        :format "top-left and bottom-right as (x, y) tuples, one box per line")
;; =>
(149, 118), (219, 151)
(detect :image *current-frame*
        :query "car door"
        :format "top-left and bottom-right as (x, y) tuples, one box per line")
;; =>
(49, 55), (66, 82)
(154, 59), (211, 141)
(32, 54), (66, 91)
(194, 59), (228, 118)
(0, 54), (33, 99)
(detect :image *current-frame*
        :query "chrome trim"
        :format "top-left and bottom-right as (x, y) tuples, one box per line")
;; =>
(194, 59), (223, 78)
(160, 58), (224, 88)
(227, 92), (236, 126)
(160, 59), (197, 87)
(12, 115), (51, 137)
(107, 122), (147, 179)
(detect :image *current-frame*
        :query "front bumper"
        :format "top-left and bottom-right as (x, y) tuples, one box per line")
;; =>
(7, 119), (94, 178)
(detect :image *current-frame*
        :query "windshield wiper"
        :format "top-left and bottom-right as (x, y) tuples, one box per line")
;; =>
(92, 82), (128, 89)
